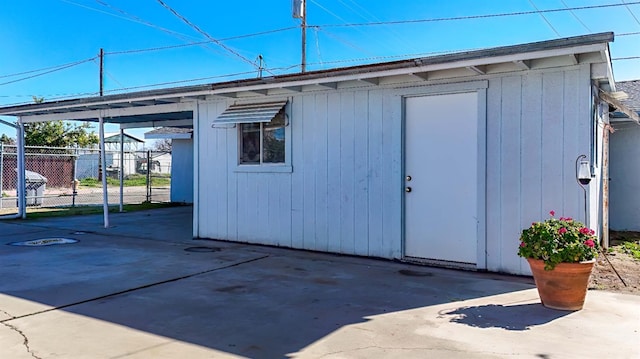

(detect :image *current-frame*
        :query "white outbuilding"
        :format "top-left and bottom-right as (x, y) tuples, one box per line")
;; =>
(1, 32), (635, 275)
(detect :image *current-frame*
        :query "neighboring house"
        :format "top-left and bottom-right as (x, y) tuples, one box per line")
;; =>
(0, 33), (631, 276)
(144, 127), (193, 203)
(609, 80), (640, 231)
(76, 132), (144, 179)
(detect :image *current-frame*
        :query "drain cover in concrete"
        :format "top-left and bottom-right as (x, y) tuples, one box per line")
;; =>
(398, 269), (433, 277)
(184, 246), (221, 253)
(8, 238), (79, 247)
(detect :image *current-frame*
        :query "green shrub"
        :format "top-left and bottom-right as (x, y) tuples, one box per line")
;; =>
(518, 211), (599, 270)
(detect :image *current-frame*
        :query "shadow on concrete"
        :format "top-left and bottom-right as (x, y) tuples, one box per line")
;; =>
(53, 255), (535, 357)
(441, 303), (570, 331)
(0, 207), (538, 358)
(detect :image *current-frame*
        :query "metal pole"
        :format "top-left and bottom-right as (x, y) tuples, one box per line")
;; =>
(119, 128), (124, 212)
(301, 0), (307, 72)
(99, 116), (109, 228)
(146, 150), (151, 202)
(575, 155), (588, 224)
(0, 119), (24, 220)
(71, 148), (78, 207)
(602, 125), (610, 249)
(17, 120), (26, 219)
(99, 48), (104, 96)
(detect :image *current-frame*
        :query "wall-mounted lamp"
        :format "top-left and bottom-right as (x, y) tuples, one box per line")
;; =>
(575, 154), (590, 224)
(577, 157), (591, 186)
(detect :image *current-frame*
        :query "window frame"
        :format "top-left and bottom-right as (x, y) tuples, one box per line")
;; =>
(235, 102), (291, 173)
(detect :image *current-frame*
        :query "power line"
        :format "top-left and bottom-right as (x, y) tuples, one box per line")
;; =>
(621, 0), (640, 27)
(528, 0), (561, 37)
(60, 0), (199, 41)
(560, 0), (592, 32)
(155, 0), (268, 74)
(106, 27), (297, 55)
(0, 58), (94, 79)
(336, 0), (419, 53)
(612, 56), (640, 60)
(92, 58), (124, 88)
(618, 31), (640, 36)
(65, 0), (229, 60)
(316, 27), (374, 55)
(316, 1), (640, 27)
(91, 0), (228, 58)
(0, 57), (97, 86)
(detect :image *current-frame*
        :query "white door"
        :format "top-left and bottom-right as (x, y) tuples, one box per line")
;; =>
(404, 92), (479, 264)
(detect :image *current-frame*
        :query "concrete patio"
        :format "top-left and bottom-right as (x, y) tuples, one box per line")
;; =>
(0, 206), (638, 358)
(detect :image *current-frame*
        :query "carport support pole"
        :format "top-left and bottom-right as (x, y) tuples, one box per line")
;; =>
(17, 120), (26, 218)
(0, 118), (25, 219)
(119, 128), (124, 212)
(99, 116), (109, 228)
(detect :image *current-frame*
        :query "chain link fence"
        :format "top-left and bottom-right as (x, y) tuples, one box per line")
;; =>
(0, 144), (171, 215)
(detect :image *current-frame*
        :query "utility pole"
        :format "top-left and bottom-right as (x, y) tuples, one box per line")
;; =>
(99, 48), (104, 96)
(257, 55), (264, 78)
(293, 0), (307, 72)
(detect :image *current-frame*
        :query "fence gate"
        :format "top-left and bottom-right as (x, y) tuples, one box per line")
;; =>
(143, 150), (172, 203)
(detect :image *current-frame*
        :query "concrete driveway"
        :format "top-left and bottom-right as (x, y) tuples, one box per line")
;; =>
(0, 206), (638, 358)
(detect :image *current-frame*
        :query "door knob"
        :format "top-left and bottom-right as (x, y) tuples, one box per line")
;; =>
(405, 187), (412, 193)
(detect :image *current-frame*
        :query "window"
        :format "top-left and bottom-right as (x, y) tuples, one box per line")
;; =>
(240, 108), (286, 164)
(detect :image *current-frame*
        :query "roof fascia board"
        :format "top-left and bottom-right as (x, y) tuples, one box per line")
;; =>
(21, 102), (194, 123)
(21, 110), (101, 123)
(600, 46), (616, 92)
(120, 118), (193, 129)
(204, 44), (609, 94)
(144, 132), (192, 140)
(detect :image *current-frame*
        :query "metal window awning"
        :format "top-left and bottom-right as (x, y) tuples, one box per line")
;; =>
(214, 101), (287, 124)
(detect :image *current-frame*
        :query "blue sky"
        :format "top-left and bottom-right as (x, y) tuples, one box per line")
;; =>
(1, 0), (639, 141)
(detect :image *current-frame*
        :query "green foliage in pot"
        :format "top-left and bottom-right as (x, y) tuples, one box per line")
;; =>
(518, 211), (599, 270)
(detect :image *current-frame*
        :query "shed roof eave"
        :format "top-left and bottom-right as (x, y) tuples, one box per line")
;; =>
(0, 32), (615, 121)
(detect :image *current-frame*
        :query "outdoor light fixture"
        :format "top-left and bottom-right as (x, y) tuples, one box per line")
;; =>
(577, 156), (591, 185)
(575, 154), (591, 223)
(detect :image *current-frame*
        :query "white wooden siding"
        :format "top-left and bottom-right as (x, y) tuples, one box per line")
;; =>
(610, 121), (640, 230)
(196, 64), (595, 275)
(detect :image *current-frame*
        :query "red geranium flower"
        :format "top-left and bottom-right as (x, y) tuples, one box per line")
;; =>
(584, 239), (595, 248)
(550, 210), (555, 216)
(520, 242), (526, 248)
(558, 228), (567, 235)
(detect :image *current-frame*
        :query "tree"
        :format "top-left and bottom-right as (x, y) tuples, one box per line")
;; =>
(0, 133), (15, 145)
(153, 138), (172, 152)
(22, 96), (99, 148)
(24, 121), (99, 148)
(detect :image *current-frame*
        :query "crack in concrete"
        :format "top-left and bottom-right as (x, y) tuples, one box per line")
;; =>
(0, 308), (14, 320)
(1, 321), (42, 359)
(0, 254), (270, 324)
(0, 255), (270, 358)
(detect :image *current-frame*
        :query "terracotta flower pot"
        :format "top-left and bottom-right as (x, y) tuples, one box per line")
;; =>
(526, 258), (595, 311)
